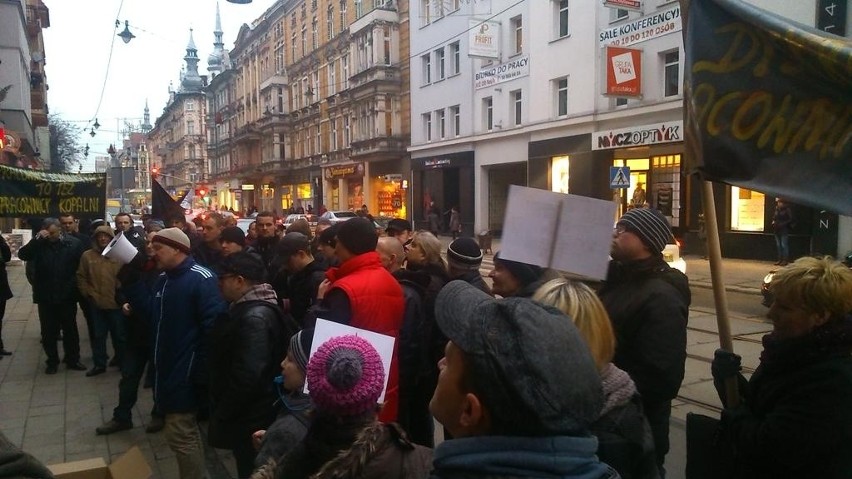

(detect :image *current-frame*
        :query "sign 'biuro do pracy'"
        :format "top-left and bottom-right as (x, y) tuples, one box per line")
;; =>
(0, 164), (107, 218)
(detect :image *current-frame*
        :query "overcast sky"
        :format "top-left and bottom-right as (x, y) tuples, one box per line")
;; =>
(43, 0), (273, 171)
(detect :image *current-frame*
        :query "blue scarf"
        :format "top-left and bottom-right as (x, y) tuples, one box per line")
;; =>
(431, 435), (617, 478)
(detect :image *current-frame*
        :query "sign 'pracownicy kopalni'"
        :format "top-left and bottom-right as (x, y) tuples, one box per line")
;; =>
(0, 164), (107, 218)
(684, 0), (852, 216)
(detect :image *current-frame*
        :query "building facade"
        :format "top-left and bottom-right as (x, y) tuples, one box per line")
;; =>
(409, 0), (851, 258)
(0, 0), (50, 170)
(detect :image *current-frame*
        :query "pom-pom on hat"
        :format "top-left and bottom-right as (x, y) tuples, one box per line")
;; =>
(616, 208), (673, 254)
(152, 227), (191, 254)
(447, 237), (483, 270)
(307, 335), (384, 417)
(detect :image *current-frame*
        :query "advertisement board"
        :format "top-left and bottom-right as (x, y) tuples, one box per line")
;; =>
(605, 46), (642, 97)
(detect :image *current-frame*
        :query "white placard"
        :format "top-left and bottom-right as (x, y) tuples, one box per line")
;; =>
(307, 319), (396, 403)
(469, 19), (500, 59)
(474, 55), (530, 90)
(500, 186), (615, 280)
(599, 4), (681, 47)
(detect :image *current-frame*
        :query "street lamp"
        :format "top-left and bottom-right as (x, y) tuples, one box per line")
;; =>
(117, 20), (135, 44)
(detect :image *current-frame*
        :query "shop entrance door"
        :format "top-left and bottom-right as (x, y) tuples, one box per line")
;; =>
(488, 163), (527, 235)
(612, 158), (649, 218)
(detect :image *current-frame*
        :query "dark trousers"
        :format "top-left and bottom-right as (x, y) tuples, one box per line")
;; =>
(644, 399), (673, 478)
(79, 297), (94, 343)
(91, 308), (127, 368)
(114, 342), (161, 423)
(232, 434), (258, 479)
(0, 299), (6, 350)
(37, 302), (80, 366)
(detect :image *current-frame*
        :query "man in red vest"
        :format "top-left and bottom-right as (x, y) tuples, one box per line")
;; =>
(309, 217), (405, 423)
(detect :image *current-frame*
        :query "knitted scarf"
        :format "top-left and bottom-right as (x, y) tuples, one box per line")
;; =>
(600, 363), (637, 416)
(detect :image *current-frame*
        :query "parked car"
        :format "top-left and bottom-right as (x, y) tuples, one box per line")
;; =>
(236, 218), (255, 234)
(319, 210), (358, 224)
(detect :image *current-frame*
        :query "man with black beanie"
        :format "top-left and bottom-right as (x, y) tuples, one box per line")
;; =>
(305, 218), (404, 424)
(488, 252), (546, 298)
(598, 207), (690, 477)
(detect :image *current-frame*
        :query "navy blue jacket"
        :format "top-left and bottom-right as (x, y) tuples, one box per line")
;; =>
(124, 257), (226, 413)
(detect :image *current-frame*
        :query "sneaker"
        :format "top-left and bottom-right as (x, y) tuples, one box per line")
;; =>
(45, 365), (58, 375)
(67, 362), (87, 371)
(86, 367), (106, 377)
(96, 419), (132, 435)
(145, 416), (165, 434)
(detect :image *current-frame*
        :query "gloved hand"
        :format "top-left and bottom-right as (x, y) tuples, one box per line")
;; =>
(711, 348), (742, 382)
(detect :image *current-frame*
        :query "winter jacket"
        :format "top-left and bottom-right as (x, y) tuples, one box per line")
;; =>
(430, 435), (619, 479)
(598, 256), (690, 407)
(0, 236), (12, 301)
(392, 268), (434, 446)
(208, 284), (295, 449)
(255, 392), (311, 469)
(191, 241), (224, 270)
(717, 315), (852, 478)
(123, 256), (227, 413)
(592, 364), (658, 479)
(455, 269), (492, 296)
(324, 252), (405, 423)
(254, 420), (432, 479)
(76, 227), (122, 310)
(18, 234), (85, 303)
(283, 259), (328, 326)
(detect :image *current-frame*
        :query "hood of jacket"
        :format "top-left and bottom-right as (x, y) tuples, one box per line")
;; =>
(232, 283), (279, 308)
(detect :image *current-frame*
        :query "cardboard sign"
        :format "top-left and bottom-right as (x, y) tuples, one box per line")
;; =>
(500, 186), (615, 280)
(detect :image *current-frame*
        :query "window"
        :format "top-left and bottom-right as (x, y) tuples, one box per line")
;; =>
(449, 42), (460, 75)
(483, 97), (493, 131)
(664, 50), (680, 97)
(435, 0), (444, 19)
(512, 90), (522, 126)
(340, 0), (347, 31)
(555, 77), (568, 117)
(291, 32), (297, 59)
(344, 116), (351, 146)
(327, 6), (334, 40)
(312, 71), (320, 102)
(612, 8), (629, 22)
(421, 54), (431, 85)
(616, 97), (628, 107)
(355, 0), (363, 18)
(301, 26), (307, 55)
(331, 117), (339, 150)
(435, 47), (445, 80)
(423, 112), (432, 141)
(383, 26), (391, 65)
(449, 0), (461, 12)
(421, 0), (432, 25)
(437, 109), (446, 139)
(187, 120), (195, 135)
(315, 125), (321, 152)
(450, 105), (460, 136)
(312, 17), (318, 49)
(342, 54), (350, 89)
(511, 16), (523, 55)
(556, 0), (569, 38)
(730, 186), (765, 232)
(186, 100), (195, 111)
(328, 59), (337, 96)
(275, 39), (285, 72)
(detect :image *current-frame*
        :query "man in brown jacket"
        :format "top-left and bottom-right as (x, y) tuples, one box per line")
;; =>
(76, 225), (125, 376)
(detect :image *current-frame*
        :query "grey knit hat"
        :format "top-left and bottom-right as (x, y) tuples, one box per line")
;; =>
(447, 237), (483, 270)
(289, 328), (314, 373)
(617, 208), (673, 254)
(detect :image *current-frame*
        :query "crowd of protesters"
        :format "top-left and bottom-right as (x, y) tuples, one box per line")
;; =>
(3, 205), (851, 479)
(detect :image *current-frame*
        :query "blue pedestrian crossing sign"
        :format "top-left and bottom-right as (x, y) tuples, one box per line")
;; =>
(610, 167), (631, 189)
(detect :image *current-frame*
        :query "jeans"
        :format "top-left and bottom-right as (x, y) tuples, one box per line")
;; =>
(37, 302), (80, 366)
(113, 343), (161, 424)
(163, 413), (206, 479)
(775, 232), (790, 262)
(91, 308), (127, 368)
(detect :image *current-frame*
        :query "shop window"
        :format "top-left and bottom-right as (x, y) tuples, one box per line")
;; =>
(730, 186), (766, 232)
(551, 156), (570, 193)
(650, 154), (681, 227)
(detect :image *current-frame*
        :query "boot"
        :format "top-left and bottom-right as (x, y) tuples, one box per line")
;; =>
(96, 419), (132, 435)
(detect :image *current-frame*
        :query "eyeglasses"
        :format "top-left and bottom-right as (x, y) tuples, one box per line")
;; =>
(614, 225), (631, 235)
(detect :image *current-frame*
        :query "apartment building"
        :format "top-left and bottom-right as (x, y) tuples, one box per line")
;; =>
(409, 0), (850, 259)
(207, 0), (410, 217)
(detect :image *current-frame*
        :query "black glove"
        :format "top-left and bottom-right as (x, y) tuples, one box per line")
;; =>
(711, 348), (742, 382)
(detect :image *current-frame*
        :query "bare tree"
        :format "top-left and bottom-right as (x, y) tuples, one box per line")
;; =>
(48, 113), (83, 172)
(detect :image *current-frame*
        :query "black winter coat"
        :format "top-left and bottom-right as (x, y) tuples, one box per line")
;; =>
(18, 235), (85, 303)
(598, 256), (690, 405)
(283, 260), (327, 326)
(207, 298), (294, 449)
(718, 316), (852, 478)
(0, 236), (12, 301)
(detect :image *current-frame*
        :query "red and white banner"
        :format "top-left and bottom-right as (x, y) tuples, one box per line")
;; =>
(605, 46), (642, 97)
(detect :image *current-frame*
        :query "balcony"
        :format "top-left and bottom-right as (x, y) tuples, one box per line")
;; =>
(349, 65), (400, 95)
(26, 4), (50, 36)
(233, 124), (261, 144)
(349, 136), (406, 161)
(350, 5), (398, 35)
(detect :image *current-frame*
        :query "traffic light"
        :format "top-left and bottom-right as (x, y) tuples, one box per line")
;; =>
(151, 167), (159, 179)
(197, 186), (208, 198)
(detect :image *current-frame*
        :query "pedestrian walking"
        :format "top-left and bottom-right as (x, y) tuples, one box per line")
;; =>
(449, 206), (461, 239)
